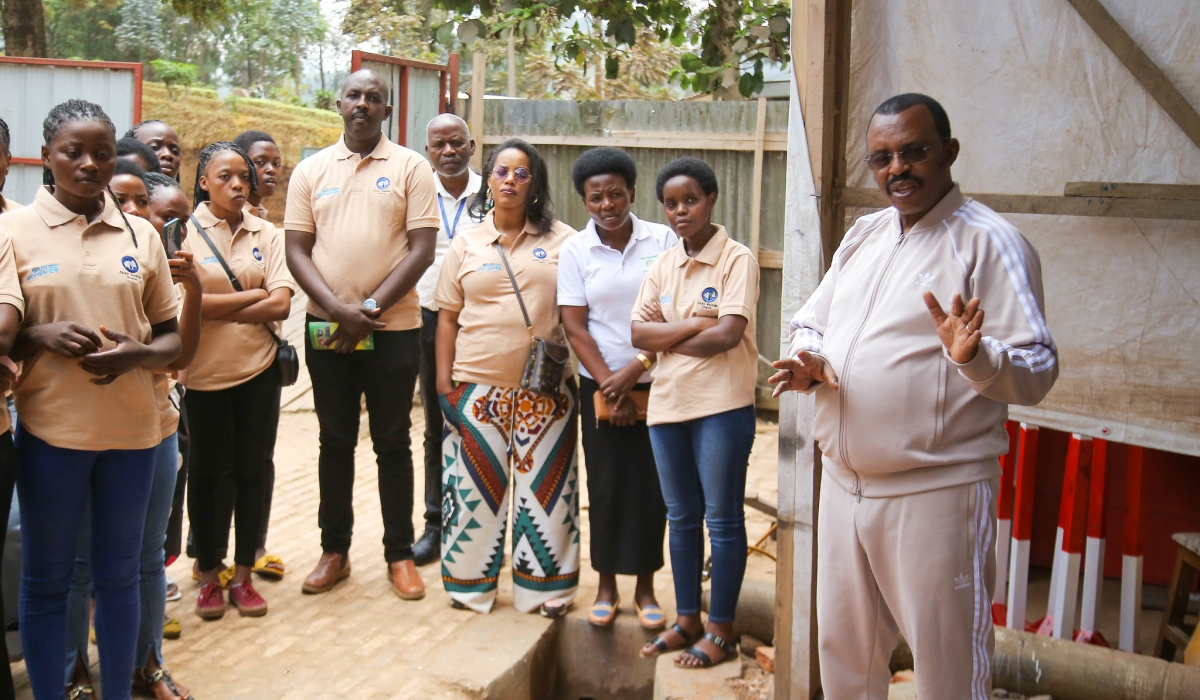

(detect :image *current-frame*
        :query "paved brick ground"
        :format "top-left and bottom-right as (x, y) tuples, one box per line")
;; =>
(11, 406), (780, 699)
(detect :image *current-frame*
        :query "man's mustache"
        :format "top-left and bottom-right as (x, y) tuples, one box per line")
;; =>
(887, 172), (923, 193)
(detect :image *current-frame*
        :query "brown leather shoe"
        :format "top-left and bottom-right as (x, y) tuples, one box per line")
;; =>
(390, 560), (425, 600)
(302, 552), (350, 594)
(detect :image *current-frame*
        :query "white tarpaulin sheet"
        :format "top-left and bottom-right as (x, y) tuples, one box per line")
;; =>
(842, 0), (1200, 455)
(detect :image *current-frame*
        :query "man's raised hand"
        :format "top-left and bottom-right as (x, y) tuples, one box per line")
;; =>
(769, 350), (838, 396)
(923, 291), (984, 364)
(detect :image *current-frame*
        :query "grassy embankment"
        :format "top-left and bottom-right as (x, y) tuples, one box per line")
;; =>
(142, 82), (343, 225)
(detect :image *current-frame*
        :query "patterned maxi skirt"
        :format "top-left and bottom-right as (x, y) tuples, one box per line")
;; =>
(438, 379), (580, 613)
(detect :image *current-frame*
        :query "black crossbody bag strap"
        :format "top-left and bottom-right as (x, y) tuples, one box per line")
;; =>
(189, 214), (285, 345)
(494, 242), (533, 334)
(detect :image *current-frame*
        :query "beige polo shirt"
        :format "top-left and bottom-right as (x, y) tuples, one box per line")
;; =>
(0, 226), (24, 436)
(3, 187), (178, 451)
(633, 226), (759, 425)
(435, 211), (577, 388)
(183, 203), (294, 391)
(283, 135), (440, 330)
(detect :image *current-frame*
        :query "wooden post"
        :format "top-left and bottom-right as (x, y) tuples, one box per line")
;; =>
(470, 52), (486, 172)
(448, 52), (460, 114)
(750, 96), (767, 258)
(507, 28), (517, 97)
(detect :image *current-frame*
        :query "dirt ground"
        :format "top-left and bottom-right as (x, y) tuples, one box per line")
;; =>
(10, 405), (780, 698)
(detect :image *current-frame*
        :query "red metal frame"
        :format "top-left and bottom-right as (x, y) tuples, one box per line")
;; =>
(349, 51), (458, 148)
(1058, 435), (1093, 558)
(0, 56), (142, 163)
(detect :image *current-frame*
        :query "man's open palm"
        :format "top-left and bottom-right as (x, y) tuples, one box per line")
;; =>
(769, 350), (839, 396)
(924, 291), (984, 364)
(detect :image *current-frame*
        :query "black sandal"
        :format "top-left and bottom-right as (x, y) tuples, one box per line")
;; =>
(66, 685), (96, 700)
(642, 622), (701, 657)
(676, 632), (738, 669)
(539, 601), (572, 618)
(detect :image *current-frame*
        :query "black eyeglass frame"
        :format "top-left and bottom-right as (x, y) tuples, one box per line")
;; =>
(863, 138), (950, 171)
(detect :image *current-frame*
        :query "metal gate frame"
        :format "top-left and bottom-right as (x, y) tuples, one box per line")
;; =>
(349, 51), (458, 149)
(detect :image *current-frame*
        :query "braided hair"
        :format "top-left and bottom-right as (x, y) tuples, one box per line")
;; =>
(0, 117), (10, 154)
(144, 171), (182, 200)
(193, 141), (258, 207)
(124, 119), (168, 139)
(42, 100), (138, 247)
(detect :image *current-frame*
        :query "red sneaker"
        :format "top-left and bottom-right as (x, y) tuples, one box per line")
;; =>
(228, 581), (268, 617)
(196, 582), (225, 620)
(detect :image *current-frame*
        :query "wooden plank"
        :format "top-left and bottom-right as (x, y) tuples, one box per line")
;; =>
(482, 132), (787, 152)
(750, 97), (769, 257)
(1065, 0), (1200, 153)
(469, 52), (486, 171)
(758, 249), (784, 269)
(843, 187), (1200, 221)
(815, 0), (853, 265)
(1064, 182), (1200, 200)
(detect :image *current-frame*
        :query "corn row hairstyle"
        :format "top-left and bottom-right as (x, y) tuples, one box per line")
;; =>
(42, 100), (139, 247)
(0, 117), (10, 154)
(468, 138), (553, 235)
(144, 171), (182, 199)
(124, 119), (168, 139)
(193, 141), (258, 206)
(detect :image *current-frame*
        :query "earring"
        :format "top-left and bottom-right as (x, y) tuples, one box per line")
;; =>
(485, 188), (494, 212)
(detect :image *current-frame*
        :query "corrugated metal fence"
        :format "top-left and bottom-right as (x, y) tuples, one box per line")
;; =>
(479, 99), (790, 398)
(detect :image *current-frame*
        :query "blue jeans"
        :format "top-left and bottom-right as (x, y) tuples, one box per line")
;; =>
(15, 428), (155, 700)
(64, 434), (178, 683)
(648, 406), (755, 624)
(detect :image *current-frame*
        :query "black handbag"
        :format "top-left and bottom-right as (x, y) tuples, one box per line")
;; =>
(493, 242), (569, 395)
(190, 215), (299, 387)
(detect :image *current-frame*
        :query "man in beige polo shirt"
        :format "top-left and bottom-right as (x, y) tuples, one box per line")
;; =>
(284, 69), (439, 600)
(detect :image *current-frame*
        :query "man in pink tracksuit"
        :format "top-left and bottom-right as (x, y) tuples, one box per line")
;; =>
(771, 94), (1058, 699)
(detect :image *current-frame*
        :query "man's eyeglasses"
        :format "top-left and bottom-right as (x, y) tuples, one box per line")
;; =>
(863, 141), (945, 171)
(492, 165), (532, 184)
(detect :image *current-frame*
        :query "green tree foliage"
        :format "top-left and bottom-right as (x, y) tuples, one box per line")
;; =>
(433, 0), (790, 98)
(149, 58), (198, 100)
(340, 0), (442, 62)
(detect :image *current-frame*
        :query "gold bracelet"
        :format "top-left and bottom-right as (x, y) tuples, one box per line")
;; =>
(635, 353), (653, 371)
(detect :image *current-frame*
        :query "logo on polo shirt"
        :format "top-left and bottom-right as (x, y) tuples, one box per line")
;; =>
(201, 256), (220, 265)
(376, 177), (391, 191)
(316, 187), (340, 198)
(253, 247), (263, 262)
(477, 263), (502, 273)
(640, 254), (659, 269)
(659, 294), (673, 304)
(531, 248), (549, 264)
(26, 264), (59, 281)
(120, 255), (142, 282)
(701, 287), (718, 303)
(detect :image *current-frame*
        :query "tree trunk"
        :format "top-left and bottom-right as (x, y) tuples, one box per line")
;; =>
(2, 0), (48, 57)
(711, 0), (741, 100)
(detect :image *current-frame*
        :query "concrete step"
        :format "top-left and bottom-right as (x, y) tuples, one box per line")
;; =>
(652, 653), (743, 700)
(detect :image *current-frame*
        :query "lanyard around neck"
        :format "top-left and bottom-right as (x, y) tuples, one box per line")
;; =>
(438, 194), (468, 239)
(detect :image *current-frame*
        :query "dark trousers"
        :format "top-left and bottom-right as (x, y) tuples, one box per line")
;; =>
(0, 433), (15, 700)
(648, 405), (756, 624)
(15, 428), (155, 700)
(306, 317), (419, 563)
(418, 308), (444, 530)
(184, 362), (280, 571)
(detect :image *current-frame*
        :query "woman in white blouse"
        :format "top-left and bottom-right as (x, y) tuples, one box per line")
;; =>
(558, 148), (678, 630)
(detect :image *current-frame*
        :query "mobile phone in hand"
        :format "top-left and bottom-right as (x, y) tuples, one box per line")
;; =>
(162, 218), (183, 257)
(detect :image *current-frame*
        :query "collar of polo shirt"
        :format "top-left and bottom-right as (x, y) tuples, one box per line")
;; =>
(479, 208), (540, 244)
(194, 201), (263, 234)
(584, 213), (653, 249)
(334, 133), (394, 162)
(34, 186), (125, 230)
(675, 224), (729, 268)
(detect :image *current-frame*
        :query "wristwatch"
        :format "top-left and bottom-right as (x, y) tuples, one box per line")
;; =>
(362, 298), (379, 311)
(635, 353), (653, 371)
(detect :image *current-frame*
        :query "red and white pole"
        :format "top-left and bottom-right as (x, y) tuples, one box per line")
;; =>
(1119, 445), (1145, 652)
(993, 420), (1019, 625)
(1078, 438), (1108, 644)
(1049, 434), (1093, 640)
(1006, 423), (1038, 630)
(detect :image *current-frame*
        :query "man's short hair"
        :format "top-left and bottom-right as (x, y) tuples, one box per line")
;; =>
(870, 93), (952, 139)
(342, 69), (389, 104)
(571, 147), (637, 196)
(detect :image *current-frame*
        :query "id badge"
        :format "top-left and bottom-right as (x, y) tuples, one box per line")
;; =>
(307, 321), (375, 351)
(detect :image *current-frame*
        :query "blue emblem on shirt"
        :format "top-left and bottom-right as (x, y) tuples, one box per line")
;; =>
(477, 263), (502, 272)
(121, 256), (139, 274)
(701, 287), (718, 303)
(532, 248), (547, 259)
(26, 264), (59, 281)
(376, 177), (391, 191)
(201, 256), (220, 265)
(316, 187), (340, 198)
(253, 247), (263, 262)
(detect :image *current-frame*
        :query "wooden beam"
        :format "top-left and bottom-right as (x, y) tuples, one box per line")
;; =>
(750, 97), (769, 258)
(469, 52), (486, 171)
(1064, 182), (1200, 200)
(481, 131), (787, 152)
(843, 187), (1200, 221)
(1065, 0), (1200, 152)
(814, 0), (853, 265)
(758, 250), (785, 269)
